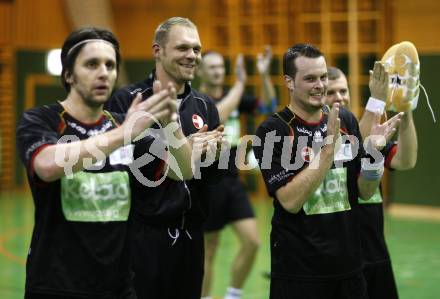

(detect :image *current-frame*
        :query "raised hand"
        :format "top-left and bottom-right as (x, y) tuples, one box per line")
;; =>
(326, 103), (341, 152)
(123, 87), (172, 142)
(235, 54), (247, 83)
(256, 45), (273, 76)
(189, 125), (225, 161)
(369, 61), (389, 102)
(369, 112), (403, 150)
(152, 80), (178, 126)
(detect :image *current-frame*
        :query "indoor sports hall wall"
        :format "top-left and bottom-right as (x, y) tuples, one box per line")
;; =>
(389, 54), (440, 206)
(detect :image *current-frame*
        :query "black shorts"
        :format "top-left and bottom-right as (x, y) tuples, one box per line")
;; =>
(203, 176), (255, 232)
(25, 285), (136, 299)
(270, 273), (368, 299)
(363, 261), (399, 299)
(129, 217), (204, 299)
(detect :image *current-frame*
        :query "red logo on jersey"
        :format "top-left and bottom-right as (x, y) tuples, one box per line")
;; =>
(192, 114), (204, 129)
(301, 147), (315, 162)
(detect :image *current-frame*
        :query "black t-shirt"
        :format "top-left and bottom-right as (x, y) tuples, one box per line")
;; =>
(253, 106), (364, 280)
(213, 92), (259, 176)
(16, 102), (132, 297)
(358, 142), (397, 266)
(106, 72), (221, 228)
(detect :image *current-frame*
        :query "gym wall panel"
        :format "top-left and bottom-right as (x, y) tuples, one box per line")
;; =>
(390, 54), (440, 206)
(393, 0), (440, 53)
(0, 2), (14, 45)
(14, 0), (70, 49)
(14, 50), (53, 186)
(111, 0), (208, 58)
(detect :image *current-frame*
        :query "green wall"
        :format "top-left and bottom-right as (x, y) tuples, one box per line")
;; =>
(15, 51), (63, 185)
(390, 55), (440, 206)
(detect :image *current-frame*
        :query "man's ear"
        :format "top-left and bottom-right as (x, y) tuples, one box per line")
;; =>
(284, 75), (294, 91)
(65, 71), (73, 84)
(152, 43), (161, 60)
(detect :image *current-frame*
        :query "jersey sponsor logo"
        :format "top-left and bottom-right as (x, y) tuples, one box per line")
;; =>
(88, 120), (113, 136)
(303, 167), (351, 215)
(313, 131), (323, 143)
(129, 87), (145, 95)
(267, 169), (295, 185)
(61, 171), (130, 222)
(297, 127), (313, 136)
(66, 121), (87, 135)
(65, 119), (113, 137)
(192, 114), (204, 129)
(321, 123), (328, 132)
(301, 146), (315, 162)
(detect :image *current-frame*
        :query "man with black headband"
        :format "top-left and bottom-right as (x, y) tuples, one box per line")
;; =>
(106, 17), (223, 299)
(17, 27), (175, 299)
(253, 44), (402, 299)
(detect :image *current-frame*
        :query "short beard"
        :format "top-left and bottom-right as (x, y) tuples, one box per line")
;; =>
(72, 74), (106, 109)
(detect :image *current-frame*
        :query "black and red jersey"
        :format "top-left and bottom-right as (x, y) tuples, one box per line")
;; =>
(106, 71), (221, 228)
(16, 102), (132, 297)
(254, 106), (365, 280)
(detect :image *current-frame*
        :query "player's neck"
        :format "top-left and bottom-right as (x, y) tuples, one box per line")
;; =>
(200, 83), (222, 99)
(62, 92), (104, 124)
(288, 100), (322, 123)
(155, 65), (186, 95)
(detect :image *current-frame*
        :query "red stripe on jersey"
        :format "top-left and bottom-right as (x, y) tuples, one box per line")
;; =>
(154, 152), (169, 180)
(294, 112), (325, 126)
(385, 144), (398, 169)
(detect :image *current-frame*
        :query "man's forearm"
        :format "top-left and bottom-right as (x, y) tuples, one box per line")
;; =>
(166, 126), (194, 180)
(358, 155), (384, 200)
(359, 110), (376, 139)
(391, 111), (417, 170)
(261, 73), (276, 105)
(216, 81), (245, 123)
(275, 146), (334, 213)
(34, 126), (128, 182)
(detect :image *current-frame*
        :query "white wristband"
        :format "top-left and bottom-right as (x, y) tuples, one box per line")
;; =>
(365, 97), (386, 114)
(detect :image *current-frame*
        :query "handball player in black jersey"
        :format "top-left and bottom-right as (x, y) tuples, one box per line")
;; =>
(325, 66), (417, 299)
(17, 27), (175, 299)
(106, 17), (224, 299)
(253, 44), (402, 299)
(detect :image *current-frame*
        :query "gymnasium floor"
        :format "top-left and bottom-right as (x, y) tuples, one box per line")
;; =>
(0, 193), (439, 299)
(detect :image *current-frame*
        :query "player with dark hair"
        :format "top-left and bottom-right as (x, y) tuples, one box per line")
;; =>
(326, 66), (350, 107)
(253, 43), (401, 299)
(325, 65), (417, 299)
(17, 27), (175, 299)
